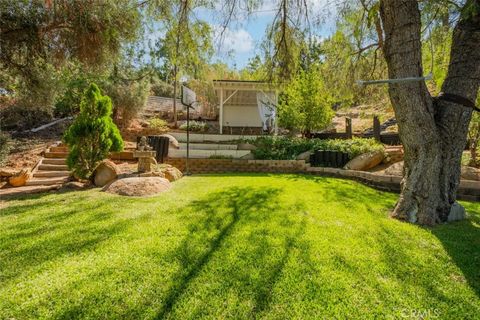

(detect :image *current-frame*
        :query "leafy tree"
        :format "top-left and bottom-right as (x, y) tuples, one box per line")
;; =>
(278, 68), (334, 136)
(63, 83), (123, 179)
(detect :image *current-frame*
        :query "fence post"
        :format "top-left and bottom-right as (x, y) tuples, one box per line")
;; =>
(345, 117), (352, 139)
(373, 116), (381, 142)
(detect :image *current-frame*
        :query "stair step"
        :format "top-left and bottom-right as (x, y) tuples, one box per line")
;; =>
(45, 152), (69, 159)
(178, 143), (238, 150)
(49, 146), (68, 153)
(42, 158), (67, 165)
(168, 149), (251, 159)
(26, 177), (69, 186)
(38, 164), (70, 171)
(33, 171), (70, 178)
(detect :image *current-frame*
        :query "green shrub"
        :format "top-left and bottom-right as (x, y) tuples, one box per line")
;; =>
(179, 120), (209, 132)
(63, 83), (124, 179)
(0, 131), (10, 166)
(149, 118), (168, 131)
(250, 136), (384, 160)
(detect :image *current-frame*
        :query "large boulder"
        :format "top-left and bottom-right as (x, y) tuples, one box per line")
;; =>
(94, 160), (120, 187)
(296, 151), (312, 162)
(160, 134), (179, 149)
(382, 162), (480, 181)
(448, 202), (466, 222)
(160, 165), (183, 182)
(103, 177), (170, 196)
(384, 161), (404, 176)
(8, 169), (31, 187)
(344, 150), (385, 171)
(461, 166), (480, 181)
(237, 143), (257, 151)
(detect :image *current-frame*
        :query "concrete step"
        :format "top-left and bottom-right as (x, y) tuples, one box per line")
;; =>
(169, 132), (260, 143)
(44, 152), (69, 159)
(42, 158), (67, 165)
(178, 143), (238, 150)
(168, 149), (251, 159)
(49, 146), (68, 153)
(26, 177), (69, 186)
(38, 164), (70, 171)
(33, 171), (70, 178)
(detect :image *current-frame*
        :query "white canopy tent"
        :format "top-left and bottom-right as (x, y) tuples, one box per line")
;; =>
(213, 80), (279, 134)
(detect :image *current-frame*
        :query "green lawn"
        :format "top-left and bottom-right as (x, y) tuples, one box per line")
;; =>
(1, 174), (479, 319)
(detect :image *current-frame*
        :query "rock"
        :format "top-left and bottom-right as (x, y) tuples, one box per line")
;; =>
(237, 143), (257, 151)
(296, 151), (312, 162)
(448, 202), (466, 222)
(139, 171), (165, 178)
(61, 181), (89, 191)
(8, 169), (31, 187)
(384, 161), (404, 176)
(461, 166), (480, 181)
(344, 150), (385, 171)
(0, 169), (16, 178)
(240, 152), (255, 160)
(103, 177), (171, 196)
(159, 165), (183, 182)
(138, 156), (157, 173)
(160, 134), (179, 149)
(94, 160), (119, 187)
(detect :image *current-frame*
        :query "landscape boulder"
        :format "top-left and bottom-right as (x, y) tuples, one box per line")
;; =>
(461, 166), (480, 181)
(159, 134), (180, 149)
(448, 202), (466, 222)
(8, 169), (31, 187)
(383, 162), (480, 181)
(237, 143), (257, 151)
(94, 160), (120, 187)
(296, 151), (312, 162)
(160, 165), (183, 182)
(384, 161), (404, 176)
(103, 177), (171, 196)
(0, 168), (16, 178)
(344, 150), (385, 171)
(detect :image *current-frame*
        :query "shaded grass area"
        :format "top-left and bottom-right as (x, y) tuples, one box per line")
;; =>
(0, 174), (479, 319)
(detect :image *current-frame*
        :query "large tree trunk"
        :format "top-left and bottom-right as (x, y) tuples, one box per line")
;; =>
(379, 0), (480, 225)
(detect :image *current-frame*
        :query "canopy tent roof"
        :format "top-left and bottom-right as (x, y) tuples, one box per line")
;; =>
(212, 80), (277, 106)
(212, 80), (278, 134)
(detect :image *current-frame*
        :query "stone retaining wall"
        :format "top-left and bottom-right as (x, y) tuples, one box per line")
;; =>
(164, 158), (479, 202)
(165, 158), (308, 174)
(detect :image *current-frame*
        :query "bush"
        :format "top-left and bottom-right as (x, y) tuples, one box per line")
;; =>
(0, 104), (53, 131)
(179, 120), (209, 132)
(0, 131), (10, 166)
(250, 136), (384, 160)
(149, 118), (168, 131)
(63, 83), (124, 179)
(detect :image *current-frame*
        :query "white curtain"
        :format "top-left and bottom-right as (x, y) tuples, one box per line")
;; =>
(256, 92), (276, 131)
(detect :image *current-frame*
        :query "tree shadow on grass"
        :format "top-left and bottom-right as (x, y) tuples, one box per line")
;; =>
(431, 206), (480, 299)
(154, 186), (311, 319)
(0, 191), (151, 283)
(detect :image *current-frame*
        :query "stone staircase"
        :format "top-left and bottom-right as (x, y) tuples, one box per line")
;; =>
(26, 145), (70, 186)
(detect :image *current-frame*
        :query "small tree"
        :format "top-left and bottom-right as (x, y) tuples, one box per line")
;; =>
(278, 68), (334, 136)
(63, 83), (123, 179)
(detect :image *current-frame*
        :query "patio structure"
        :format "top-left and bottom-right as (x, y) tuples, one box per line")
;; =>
(213, 80), (278, 135)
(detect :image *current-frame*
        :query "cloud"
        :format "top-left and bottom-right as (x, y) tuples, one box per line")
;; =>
(214, 27), (254, 54)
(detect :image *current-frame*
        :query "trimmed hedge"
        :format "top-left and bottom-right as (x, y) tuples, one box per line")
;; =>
(250, 136), (384, 160)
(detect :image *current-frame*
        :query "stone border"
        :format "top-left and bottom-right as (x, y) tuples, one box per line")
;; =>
(165, 158), (479, 202)
(307, 167), (480, 202)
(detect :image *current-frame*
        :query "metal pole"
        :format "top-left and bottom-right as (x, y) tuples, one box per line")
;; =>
(186, 103), (190, 176)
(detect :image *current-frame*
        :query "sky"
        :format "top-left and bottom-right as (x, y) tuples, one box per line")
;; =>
(196, 1), (338, 69)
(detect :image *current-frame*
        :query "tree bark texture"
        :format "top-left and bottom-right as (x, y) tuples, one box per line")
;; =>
(379, 0), (480, 225)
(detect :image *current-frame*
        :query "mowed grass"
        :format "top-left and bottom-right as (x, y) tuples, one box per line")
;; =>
(0, 174), (479, 319)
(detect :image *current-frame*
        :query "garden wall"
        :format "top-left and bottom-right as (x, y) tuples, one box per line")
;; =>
(164, 158), (308, 174)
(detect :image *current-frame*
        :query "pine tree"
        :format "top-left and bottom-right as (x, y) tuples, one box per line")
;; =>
(63, 83), (123, 179)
